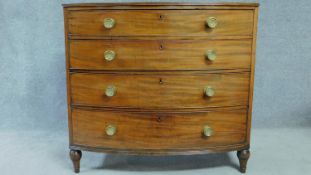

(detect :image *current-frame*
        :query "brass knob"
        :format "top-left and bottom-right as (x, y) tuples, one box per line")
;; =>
(104, 50), (116, 61)
(204, 86), (215, 97)
(205, 50), (217, 61)
(103, 18), (115, 29)
(105, 85), (116, 97)
(106, 125), (117, 136)
(203, 125), (214, 137)
(206, 17), (218, 29)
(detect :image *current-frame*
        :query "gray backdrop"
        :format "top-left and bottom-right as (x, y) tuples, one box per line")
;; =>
(1, 0), (311, 132)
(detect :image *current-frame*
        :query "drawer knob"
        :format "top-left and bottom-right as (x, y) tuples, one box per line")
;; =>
(105, 85), (117, 97)
(205, 50), (217, 61)
(203, 125), (214, 137)
(204, 86), (215, 97)
(106, 125), (117, 136)
(206, 17), (218, 29)
(104, 50), (116, 61)
(103, 18), (115, 29)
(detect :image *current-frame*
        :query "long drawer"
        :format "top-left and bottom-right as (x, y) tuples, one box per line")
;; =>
(70, 72), (249, 109)
(68, 10), (254, 37)
(71, 109), (247, 150)
(70, 39), (252, 70)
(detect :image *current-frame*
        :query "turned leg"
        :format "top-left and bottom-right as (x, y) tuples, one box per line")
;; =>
(70, 149), (82, 173)
(237, 149), (250, 173)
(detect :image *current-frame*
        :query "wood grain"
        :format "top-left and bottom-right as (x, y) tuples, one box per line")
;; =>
(69, 35), (253, 40)
(70, 72), (250, 109)
(68, 10), (254, 37)
(246, 7), (259, 145)
(70, 39), (252, 71)
(63, 8), (74, 146)
(72, 108), (247, 150)
(69, 144), (249, 156)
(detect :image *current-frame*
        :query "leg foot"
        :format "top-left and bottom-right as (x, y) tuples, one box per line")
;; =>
(70, 149), (82, 173)
(237, 149), (250, 173)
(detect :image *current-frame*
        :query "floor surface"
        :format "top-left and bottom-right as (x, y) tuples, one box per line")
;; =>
(1, 128), (310, 175)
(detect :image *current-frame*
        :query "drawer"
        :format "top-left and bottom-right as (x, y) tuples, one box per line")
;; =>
(70, 73), (249, 109)
(72, 109), (247, 150)
(70, 39), (252, 70)
(68, 10), (254, 37)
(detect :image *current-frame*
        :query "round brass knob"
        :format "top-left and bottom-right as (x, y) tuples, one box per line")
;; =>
(205, 50), (217, 61)
(203, 125), (214, 137)
(106, 125), (117, 136)
(103, 18), (115, 29)
(206, 17), (218, 29)
(105, 85), (116, 97)
(104, 50), (116, 61)
(204, 86), (215, 97)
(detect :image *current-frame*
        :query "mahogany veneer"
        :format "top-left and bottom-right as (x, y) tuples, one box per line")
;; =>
(63, 2), (259, 173)
(70, 39), (252, 70)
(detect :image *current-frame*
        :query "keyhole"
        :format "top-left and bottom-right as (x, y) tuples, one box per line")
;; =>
(159, 78), (163, 84)
(159, 14), (164, 20)
(157, 116), (162, 122)
(159, 42), (164, 50)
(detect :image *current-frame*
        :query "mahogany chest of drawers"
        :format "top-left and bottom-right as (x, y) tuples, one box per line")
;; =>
(63, 2), (259, 173)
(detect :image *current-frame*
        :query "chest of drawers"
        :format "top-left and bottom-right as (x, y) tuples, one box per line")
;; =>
(63, 2), (258, 173)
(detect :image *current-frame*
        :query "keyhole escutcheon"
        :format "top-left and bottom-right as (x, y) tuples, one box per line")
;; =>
(159, 78), (164, 84)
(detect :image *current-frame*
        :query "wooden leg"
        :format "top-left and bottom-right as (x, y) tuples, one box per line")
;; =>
(70, 149), (82, 173)
(237, 149), (250, 173)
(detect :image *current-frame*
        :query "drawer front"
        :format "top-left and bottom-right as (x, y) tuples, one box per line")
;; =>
(72, 109), (247, 150)
(68, 10), (254, 36)
(71, 73), (249, 109)
(70, 40), (252, 70)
